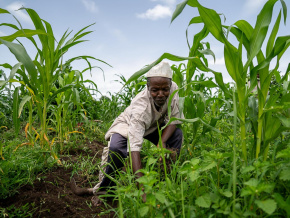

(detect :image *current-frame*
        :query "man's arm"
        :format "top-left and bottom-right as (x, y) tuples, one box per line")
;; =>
(131, 151), (146, 202)
(158, 124), (176, 148)
(131, 124), (176, 176)
(131, 151), (144, 180)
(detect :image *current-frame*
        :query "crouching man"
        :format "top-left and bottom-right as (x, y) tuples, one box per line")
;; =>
(71, 61), (183, 205)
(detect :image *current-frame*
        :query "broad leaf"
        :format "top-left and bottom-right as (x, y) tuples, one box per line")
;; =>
(255, 199), (277, 215)
(280, 167), (290, 181)
(155, 192), (166, 204)
(196, 193), (211, 208)
(139, 206), (149, 217)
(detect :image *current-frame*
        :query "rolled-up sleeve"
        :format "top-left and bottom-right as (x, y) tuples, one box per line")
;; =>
(128, 114), (145, 152)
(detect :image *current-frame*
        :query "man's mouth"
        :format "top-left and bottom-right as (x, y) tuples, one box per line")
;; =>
(155, 98), (166, 105)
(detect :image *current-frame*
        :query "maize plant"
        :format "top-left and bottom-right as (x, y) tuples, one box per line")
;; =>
(0, 7), (110, 151)
(171, 0), (290, 163)
(50, 63), (98, 152)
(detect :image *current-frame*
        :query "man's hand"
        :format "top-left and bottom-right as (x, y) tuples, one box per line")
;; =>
(131, 151), (146, 202)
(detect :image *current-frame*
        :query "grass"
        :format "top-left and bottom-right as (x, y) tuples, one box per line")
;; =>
(0, 138), (57, 199)
(1, 0), (290, 216)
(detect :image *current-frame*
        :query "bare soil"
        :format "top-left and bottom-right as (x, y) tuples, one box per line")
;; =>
(0, 140), (117, 218)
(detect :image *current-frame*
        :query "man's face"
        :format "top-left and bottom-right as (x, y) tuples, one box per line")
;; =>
(148, 77), (171, 107)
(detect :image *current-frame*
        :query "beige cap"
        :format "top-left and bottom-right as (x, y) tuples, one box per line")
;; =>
(146, 61), (172, 79)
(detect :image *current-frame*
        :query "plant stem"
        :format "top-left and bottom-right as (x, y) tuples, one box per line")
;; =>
(232, 87), (237, 215)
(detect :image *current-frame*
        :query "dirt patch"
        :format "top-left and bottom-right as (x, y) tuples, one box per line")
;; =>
(0, 140), (117, 218)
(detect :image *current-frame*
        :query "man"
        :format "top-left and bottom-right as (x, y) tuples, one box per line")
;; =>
(71, 61), (183, 205)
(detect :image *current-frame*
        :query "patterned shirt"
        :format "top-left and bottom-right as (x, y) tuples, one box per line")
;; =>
(105, 81), (183, 152)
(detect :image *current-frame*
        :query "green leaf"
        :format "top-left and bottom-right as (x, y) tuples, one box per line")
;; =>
(190, 158), (200, 166)
(0, 38), (38, 89)
(155, 192), (166, 204)
(0, 101), (11, 109)
(247, 0), (278, 66)
(9, 63), (22, 84)
(147, 157), (157, 166)
(0, 8), (10, 14)
(276, 147), (290, 158)
(12, 87), (20, 136)
(241, 188), (253, 197)
(194, 0), (225, 43)
(220, 190), (232, 198)
(189, 171), (200, 182)
(266, 11), (281, 56)
(146, 193), (156, 206)
(0, 23), (19, 30)
(191, 80), (218, 88)
(280, 0), (287, 24)
(167, 89), (180, 118)
(198, 48), (216, 62)
(171, 0), (188, 23)
(280, 167), (290, 181)
(241, 165), (255, 174)
(258, 183), (275, 194)
(273, 193), (290, 216)
(126, 53), (198, 85)
(196, 193), (211, 208)
(188, 16), (203, 25)
(255, 199), (277, 215)
(0, 29), (47, 44)
(18, 95), (31, 117)
(277, 114), (290, 127)
(244, 178), (258, 187)
(201, 160), (217, 171)
(139, 206), (149, 217)
(224, 42), (243, 83)
(47, 84), (75, 105)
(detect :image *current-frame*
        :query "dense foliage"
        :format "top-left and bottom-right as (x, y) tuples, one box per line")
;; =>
(1, 0), (290, 217)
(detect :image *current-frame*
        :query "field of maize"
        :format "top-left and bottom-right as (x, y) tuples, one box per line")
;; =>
(0, 0), (290, 217)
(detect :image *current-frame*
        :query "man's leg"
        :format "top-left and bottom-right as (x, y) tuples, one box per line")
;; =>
(165, 128), (183, 152)
(144, 127), (183, 151)
(93, 133), (128, 194)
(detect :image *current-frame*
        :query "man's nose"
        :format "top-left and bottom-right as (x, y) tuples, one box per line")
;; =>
(157, 91), (164, 97)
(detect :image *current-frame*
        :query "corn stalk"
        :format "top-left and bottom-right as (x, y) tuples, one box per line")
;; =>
(0, 7), (110, 150)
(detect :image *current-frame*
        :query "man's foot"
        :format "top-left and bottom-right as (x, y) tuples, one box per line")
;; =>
(91, 195), (102, 206)
(91, 190), (107, 206)
(70, 177), (93, 196)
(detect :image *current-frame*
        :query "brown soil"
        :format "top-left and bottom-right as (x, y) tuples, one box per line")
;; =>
(0, 140), (117, 218)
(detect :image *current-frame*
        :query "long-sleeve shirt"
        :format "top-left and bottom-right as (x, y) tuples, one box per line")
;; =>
(104, 81), (183, 152)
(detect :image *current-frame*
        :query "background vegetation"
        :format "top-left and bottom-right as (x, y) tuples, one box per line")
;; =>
(1, 0), (290, 217)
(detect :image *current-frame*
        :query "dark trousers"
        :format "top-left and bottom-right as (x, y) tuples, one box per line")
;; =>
(99, 127), (183, 189)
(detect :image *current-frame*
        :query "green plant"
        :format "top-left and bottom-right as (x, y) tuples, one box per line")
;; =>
(172, 0), (290, 163)
(0, 7), (110, 154)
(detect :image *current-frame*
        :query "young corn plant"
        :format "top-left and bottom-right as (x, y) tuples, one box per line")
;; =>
(49, 64), (98, 153)
(172, 0), (290, 163)
(0, 8), (110, 153)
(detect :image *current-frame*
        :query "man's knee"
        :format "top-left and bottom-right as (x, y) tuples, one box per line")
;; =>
(167, 128), (183, 150)
(174, 128), (183, 142)
(109, 133), (128, 158)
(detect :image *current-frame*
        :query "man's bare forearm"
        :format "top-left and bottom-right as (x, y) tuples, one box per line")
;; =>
(160, 124), (176, 148)
(131, 151), (143, 179)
